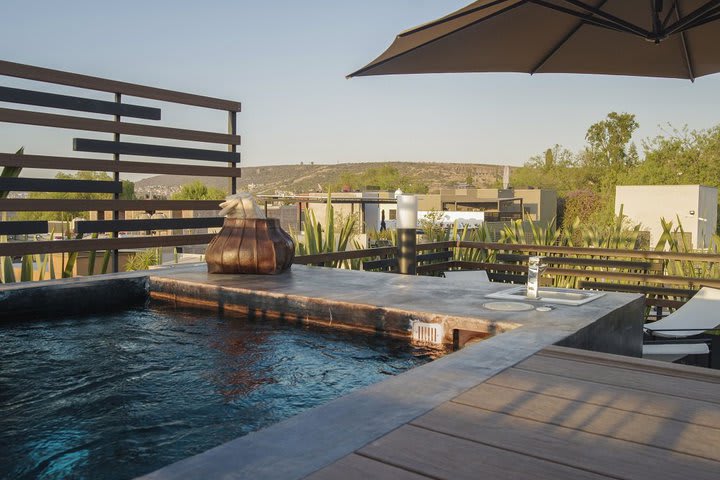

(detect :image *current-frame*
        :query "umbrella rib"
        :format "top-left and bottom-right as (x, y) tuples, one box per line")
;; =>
(684, 10), (720, 29)
(674, 5), (720, 31)
(662, 1), (678, 29)
(558, 0), (652, 37)
(664, 0), (720, 35)
(529, 0), (649, 38)
(398, 0), (513, 37)
(530, 0), (610, 74)
(347, 1), (526, 77)
(674, 2), (696, 81)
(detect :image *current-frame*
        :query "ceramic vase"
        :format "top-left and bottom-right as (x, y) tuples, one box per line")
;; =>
(205, 218), (294, 274)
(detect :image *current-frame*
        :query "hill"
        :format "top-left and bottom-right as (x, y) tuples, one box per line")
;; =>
(135, 162), (508, 197)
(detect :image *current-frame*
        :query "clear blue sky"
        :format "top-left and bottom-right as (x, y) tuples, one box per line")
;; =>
(2, 0), (719, 172)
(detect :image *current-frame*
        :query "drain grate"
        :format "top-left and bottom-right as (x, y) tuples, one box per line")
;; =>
(411, 321), (444, 344)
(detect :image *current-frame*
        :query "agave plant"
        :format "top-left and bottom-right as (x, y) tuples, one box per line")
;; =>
(125, 248), (163, 271)
(452, 222), (496, 263)
(499, 219), (526, 244)
(289, 194), (357, 267)
(1, 148), (25, 283)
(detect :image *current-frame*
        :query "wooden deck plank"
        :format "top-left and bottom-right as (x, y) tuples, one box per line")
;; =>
(539, 346), (720, 383)
(516, 355), (720, 404)
(412, 402), (720, 480)
(486, 367), (720, 429)
(453, 383), (720, 461)
(358, 425), (611, 480)
(305, 454), (432, 480)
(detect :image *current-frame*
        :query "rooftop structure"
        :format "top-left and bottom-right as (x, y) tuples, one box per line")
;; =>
(616, 185), (718, 250)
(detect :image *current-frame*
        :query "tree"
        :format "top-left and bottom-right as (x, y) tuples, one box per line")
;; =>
(171, 180), (226, 200)
(633, 125), (720, 187)
(121, 180), (135, 200)
(509, 144), (582, 193)
(581, 112), (639, 191)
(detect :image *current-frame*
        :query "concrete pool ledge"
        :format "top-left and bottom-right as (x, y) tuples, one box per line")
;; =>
(138, 264), (644, 480)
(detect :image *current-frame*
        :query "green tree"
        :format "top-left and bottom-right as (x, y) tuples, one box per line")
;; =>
(121, 179), (135, 200)
(171, 180), (226, 200)
(509, 144), (582, 193)
(581, 112), (639, 191)
(633, 125), (720, 186)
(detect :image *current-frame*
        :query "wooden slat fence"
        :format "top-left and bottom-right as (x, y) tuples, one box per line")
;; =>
(0, 60), (240, 273)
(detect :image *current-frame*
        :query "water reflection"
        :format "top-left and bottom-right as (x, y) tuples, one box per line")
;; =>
(0, 306), (442, 480)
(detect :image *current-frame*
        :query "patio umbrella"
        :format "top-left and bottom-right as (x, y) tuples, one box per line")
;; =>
(348, 0), (720, 80)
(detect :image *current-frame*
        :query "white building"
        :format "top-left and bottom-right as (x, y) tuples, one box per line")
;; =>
(615, 185), (717, 249)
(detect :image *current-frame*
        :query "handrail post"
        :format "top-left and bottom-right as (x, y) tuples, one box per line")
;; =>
(228, 111), (237, 195)
(112, 92), (121, 273)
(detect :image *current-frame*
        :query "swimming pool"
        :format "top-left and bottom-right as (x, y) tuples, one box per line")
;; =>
(0, 305), (444, 479)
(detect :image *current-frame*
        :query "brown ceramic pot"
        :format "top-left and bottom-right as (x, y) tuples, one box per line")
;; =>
(205, 218), (294, 274)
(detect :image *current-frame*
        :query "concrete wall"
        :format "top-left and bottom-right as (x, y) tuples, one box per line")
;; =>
(416, 194), (441, 211)
(302, 192), (395, 234)
(266, 205), (299, 232)
(515, 189), (557, 223)
(615, 185), (718, 249)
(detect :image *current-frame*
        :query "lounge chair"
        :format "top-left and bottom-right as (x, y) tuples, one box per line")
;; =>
(643, 287), (720, 365)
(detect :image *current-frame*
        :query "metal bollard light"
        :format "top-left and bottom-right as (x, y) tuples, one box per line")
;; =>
(396, 195), (417, 275)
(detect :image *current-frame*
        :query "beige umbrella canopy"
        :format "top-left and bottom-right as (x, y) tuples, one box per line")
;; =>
(349, 0), (720, 80)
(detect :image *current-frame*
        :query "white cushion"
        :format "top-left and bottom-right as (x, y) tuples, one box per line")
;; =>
(643, 343), (709, 362)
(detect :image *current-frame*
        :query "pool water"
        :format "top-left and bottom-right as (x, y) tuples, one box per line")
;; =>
(0, 306), (444, 479)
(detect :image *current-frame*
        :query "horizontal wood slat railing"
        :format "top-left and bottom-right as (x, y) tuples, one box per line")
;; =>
(0, 60), (241, 111)
(457, 241), (720, 263)
(0, 234), (216, 256)
(75, 217), (224, 234)
(0, 220), (48, 235)
(0, 60), (241, 275)
(0, 153), (241, 177)
(73, 138), (240, 162)
(0, 86), (162, 119)
(0, 177), (122, 193)
(0, 108), (240, 144)
(295, 247), (395, 266)
(495, 253), (655, 270)
(0, 199), (221, 211)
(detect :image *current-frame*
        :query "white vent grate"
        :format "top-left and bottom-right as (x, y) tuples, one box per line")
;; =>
(411, 322), (444, 344)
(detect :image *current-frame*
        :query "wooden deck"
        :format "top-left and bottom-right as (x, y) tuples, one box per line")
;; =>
(307, 346), (720, 480)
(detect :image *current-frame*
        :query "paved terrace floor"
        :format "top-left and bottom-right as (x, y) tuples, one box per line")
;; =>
(308, 345), (720, 480)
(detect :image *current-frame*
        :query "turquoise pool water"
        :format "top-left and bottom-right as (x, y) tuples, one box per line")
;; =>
(0, 306), (443, 479)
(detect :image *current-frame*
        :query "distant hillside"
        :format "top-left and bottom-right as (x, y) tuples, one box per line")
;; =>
(135, 162), (509, 197)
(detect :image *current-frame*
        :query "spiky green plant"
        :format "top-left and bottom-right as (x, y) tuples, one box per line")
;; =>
(125, 248), (160, 271)
(528, 217), (562, 246)
(452, 222), (496, 263)
(1, 148), (25, 283)
(289, 194), (357, 267)
(499, 219), (526, 244)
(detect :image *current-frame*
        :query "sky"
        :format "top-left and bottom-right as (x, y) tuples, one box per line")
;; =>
(2, 0), (720, 174)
